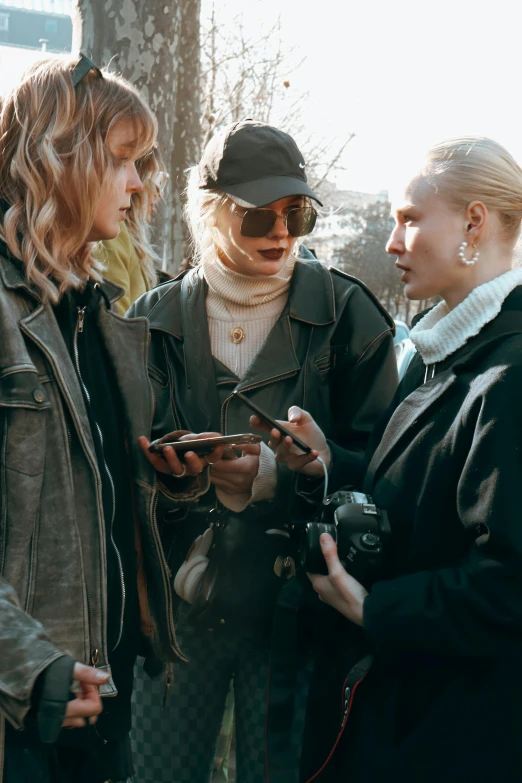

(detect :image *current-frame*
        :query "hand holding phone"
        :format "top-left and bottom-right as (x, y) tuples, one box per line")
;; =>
(148, 432), (263, 457)
(139, 431), (227, 479)
(232, 392), (312, 453)
(233, 393), (331, 478)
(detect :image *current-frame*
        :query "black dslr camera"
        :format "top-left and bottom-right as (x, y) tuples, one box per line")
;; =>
(299, 490), (391, 588)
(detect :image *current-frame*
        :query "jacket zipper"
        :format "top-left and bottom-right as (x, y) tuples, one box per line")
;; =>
(85, 585), (99, 666)
(74, 305), (126, 652)
(162, 662), (174, 707)
(423, 364), (436, 383)
(151, 491), (186, 661)
(164, 339), (182, 430)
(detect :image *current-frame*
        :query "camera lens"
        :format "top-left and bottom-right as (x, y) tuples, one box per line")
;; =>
(302, 521), (337, 575)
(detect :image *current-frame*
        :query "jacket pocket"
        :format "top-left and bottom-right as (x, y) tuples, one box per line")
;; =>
(0, 371), (49, 476)
(0, 366), (52, 413)
(314, 351), (331, 375)
(148, 364), (168, 388)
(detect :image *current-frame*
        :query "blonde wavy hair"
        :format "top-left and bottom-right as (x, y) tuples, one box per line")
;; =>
(125, 145), (166, 288)
(0, 54), (157, 301)
(183, 165), (230, 265)
(422, 137), (522, 242)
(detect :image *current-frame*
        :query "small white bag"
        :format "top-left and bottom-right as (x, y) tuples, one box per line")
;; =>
(173, 527), (213, 604)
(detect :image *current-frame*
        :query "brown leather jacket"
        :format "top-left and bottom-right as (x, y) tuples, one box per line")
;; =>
(0, 254), (183, 775)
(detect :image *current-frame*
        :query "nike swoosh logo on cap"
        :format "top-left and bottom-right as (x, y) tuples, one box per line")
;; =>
(299, 162), (305, 169)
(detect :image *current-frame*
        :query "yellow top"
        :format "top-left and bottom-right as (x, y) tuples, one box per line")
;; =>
(94, 222), (150, 315)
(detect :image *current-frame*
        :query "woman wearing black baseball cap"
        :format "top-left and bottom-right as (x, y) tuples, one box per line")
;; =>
(130, 120), (398, 783)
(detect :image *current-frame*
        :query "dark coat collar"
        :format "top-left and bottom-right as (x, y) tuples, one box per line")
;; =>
(367, 286), (522, 486)
(0, 252), (124, 306)
(147, 258), (336, 339)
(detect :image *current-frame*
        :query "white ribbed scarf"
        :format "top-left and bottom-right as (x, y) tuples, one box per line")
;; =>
(409, 268), (522, 364)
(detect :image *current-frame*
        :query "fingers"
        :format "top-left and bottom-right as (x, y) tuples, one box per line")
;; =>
(203, 445), (226, 464)
(72, 662), (110, 686)
(317, 534), (367, 596)
(159, 446), (192, 475)
(249, 414), (270, 432)
(139, 436), (179, 475)
(269, 433), (322, 475)
(271, 432), (311, 457)
(64, 690), (103, 720)
(274, 443), (318, 466)
(139, 436), (220, 477)
(210, 452), (260, 494)
(237, 442), (261, 456)
(319, 533), (344, 578)
(221, 448), (240, 461)
(177, 433), (225, 468)
(62, 715), (98, 728)
(62, 663), (108, 728)
(307, 537), (368, 625)
(288, 405), (311, 424)
(169, 449), (226, 476)
(210, 453), (258, 476)
(267, 428), (282, 450)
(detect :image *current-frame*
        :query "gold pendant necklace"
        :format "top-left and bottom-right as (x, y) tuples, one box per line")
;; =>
(230, 326), (245, 344)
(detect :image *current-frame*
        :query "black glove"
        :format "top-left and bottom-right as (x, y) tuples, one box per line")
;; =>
(36, 655), (76, 744)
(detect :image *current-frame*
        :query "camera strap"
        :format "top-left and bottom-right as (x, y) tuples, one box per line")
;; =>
(303, 652), (374, 783)
(341, 653), (374, 722)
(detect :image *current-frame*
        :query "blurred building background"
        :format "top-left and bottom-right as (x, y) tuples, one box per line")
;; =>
(0, 0), (72, 51)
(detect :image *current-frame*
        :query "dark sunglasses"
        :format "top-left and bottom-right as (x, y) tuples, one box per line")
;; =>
(71, 52), (103, 88)
(233, 205), (317, 238)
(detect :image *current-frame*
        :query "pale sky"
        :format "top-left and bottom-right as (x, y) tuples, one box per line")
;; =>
(203, 0), (522, 196)
(2, 0), (521, 197)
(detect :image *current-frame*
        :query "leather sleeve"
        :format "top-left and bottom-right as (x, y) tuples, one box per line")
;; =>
(0, 578), (65, 728)
(327, 283), (399, 491)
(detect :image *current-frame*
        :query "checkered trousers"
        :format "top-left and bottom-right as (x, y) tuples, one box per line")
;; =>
(131, 612), (307, 783)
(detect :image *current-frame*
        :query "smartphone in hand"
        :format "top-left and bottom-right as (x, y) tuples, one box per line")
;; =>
(148, 432), (262, 457)
(232, 391), (312, 454)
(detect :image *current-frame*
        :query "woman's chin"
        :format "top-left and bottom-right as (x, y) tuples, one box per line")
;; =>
(242, 259), (287, 277)
(404, 282), (432, 301)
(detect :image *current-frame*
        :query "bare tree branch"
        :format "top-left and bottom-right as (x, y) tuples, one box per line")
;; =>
(311, 134), (356, 190)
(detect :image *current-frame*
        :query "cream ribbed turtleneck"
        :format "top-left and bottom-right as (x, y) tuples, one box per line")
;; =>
(201, 251), (298, 512)
(202, 251), (296, 378)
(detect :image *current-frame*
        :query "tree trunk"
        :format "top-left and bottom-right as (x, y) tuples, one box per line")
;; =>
(72, 0), (201, 272)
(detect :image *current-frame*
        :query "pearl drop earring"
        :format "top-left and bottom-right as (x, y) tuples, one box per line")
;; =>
(458, 241), (479, 266)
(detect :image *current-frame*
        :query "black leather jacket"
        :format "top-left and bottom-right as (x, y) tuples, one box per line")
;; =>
(128, 258), (398, 631)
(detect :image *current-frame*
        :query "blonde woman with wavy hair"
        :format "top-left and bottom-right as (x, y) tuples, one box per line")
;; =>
(0, 53), (211, 783)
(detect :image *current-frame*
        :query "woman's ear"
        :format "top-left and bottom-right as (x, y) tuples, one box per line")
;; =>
(465, 201), (487, 242)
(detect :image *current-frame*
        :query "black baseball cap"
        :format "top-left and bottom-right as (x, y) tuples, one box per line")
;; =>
(198, 120), (322, 208)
